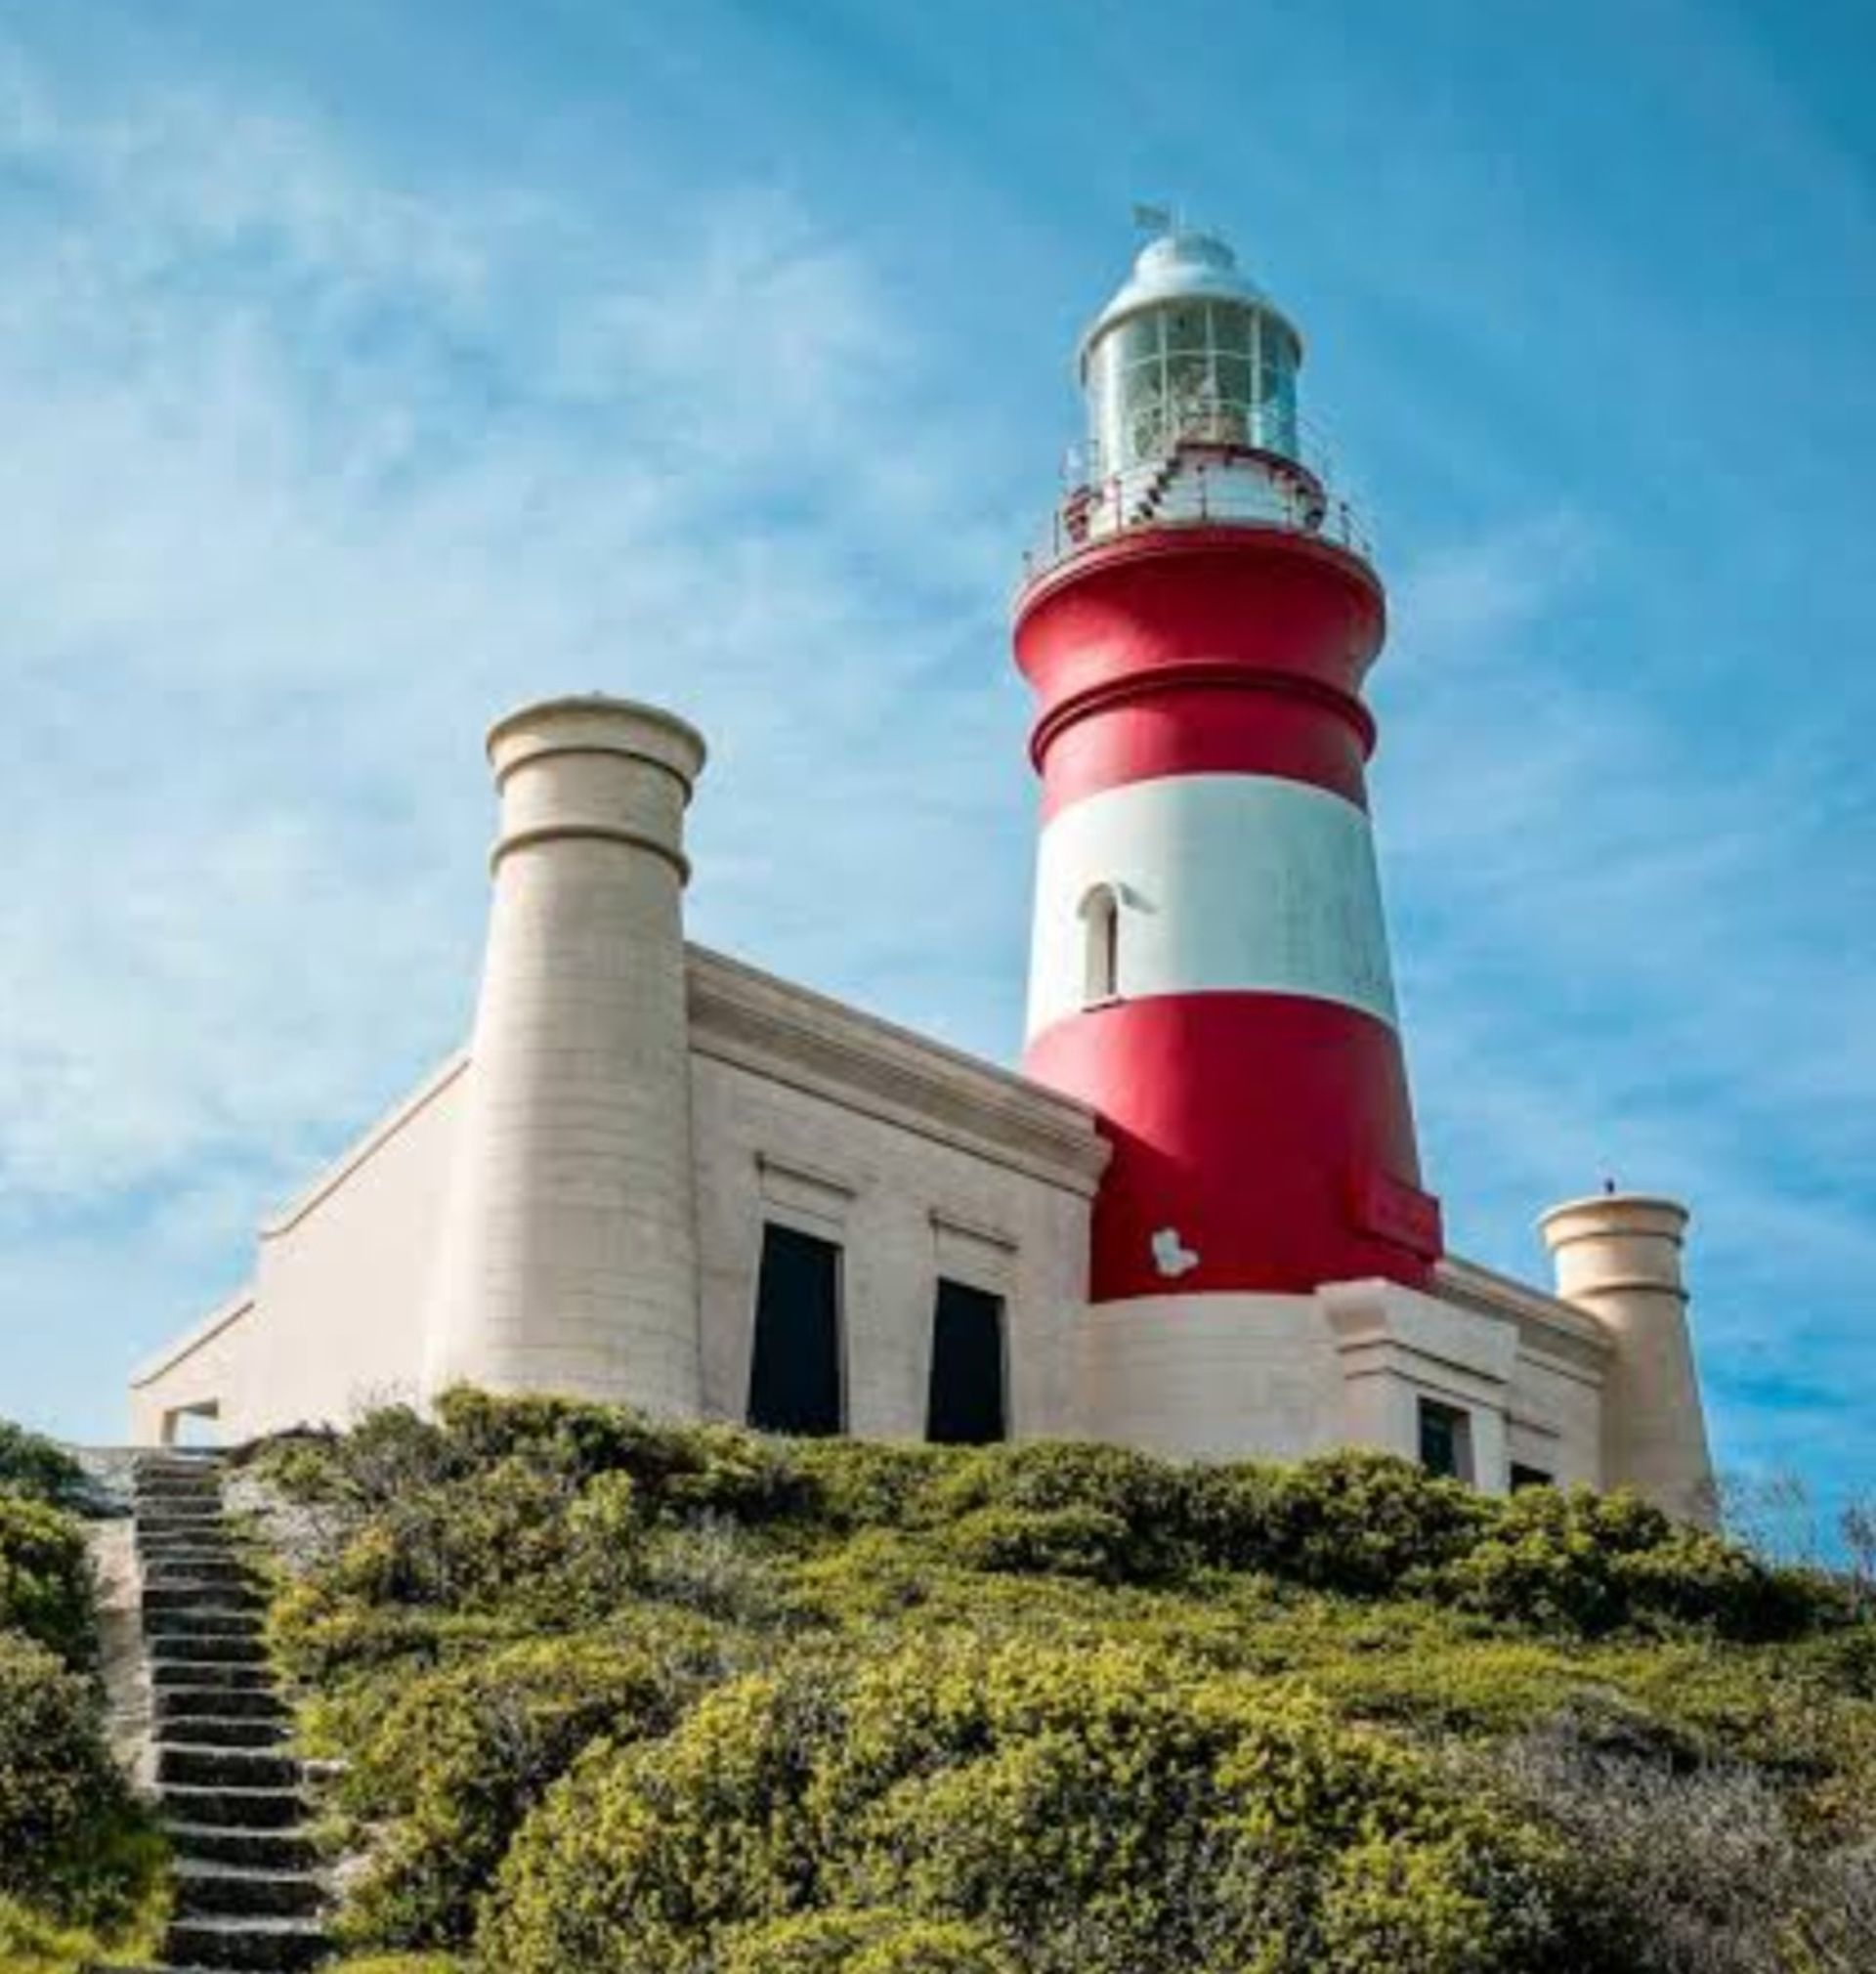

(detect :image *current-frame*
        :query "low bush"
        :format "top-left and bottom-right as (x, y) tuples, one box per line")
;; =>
(1494, 1707), (1876, 1973)
(789, 1439), (959, 1531)
(1200, 1449), (1493, 1595)
(0, 1423), (82, 1507)
(930, 1441), (1201, 1579)
(324, 1957), (467, 1974)
(435, 1389), (809, 1522)
(482, 1636), (1567, 1974)
(0, 1489), (95, 1666)
(720, 1908), (1018, 1973)
(333, 1635), (687, 1949)
(1438, 1486), (1840, 1641)
(943, 1504), (1132, 1582)
(0, 1631), (162, 1928)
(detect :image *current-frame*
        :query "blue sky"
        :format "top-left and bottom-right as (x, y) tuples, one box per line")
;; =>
(1, 0), (1871, 1520)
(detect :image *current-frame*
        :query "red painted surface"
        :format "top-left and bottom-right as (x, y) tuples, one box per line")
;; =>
(1027, 994), (1440, 1299)
(1032, 665), (1374, 817)
(1014, 522), (1440, 1298)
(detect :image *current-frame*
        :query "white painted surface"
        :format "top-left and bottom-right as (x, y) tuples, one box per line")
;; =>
(1026, 773), (1398, 1038)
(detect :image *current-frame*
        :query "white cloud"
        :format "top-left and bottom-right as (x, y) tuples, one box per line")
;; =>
(1376, 515), (1876, 1495)
(0, 55), (1037, 1431)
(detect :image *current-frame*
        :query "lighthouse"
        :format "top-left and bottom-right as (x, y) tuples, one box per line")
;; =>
(1017, 226), (1443, 1360)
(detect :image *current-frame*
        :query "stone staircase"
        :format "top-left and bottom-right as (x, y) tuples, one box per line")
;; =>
(106, 1451), (328, 1973)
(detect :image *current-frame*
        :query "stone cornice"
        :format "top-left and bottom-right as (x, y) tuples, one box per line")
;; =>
(130, 1285), (256, 1390)
(1433, 1253), (1611, 1376)
(685, 944), (1110, 1197)
(261, 1051), (470, 1239)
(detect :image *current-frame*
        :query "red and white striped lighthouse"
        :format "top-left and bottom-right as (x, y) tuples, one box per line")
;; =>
(1017, 226), (1442, 1308)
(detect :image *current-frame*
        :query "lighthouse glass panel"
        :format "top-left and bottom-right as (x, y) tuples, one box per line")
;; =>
(1089, 300), (1300, 473)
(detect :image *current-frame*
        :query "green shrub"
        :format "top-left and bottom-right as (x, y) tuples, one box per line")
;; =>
(720, 1909), (1017, 1973)
(0, 1423), (82, 1508)
(323, 1957), (466, 1974)
(251, 1410), (458, 1510)
(1438, 1487), (1840, 1641)
(268, 1575), (530, 1688)
(1200, 1450), (1492, 1595)
(482, 1637), (1566, 1974)
(334, 1636), (685, 1949)
(930, 1441), (1201, 1579)
(0, 1632), (162, 1927)
(789, 1441), (959, 1530)
(944, 1504), (1132, 1582)
(0, 1491), (95, 1666)
(431, 1390), (808, 1522)
(328, 1457), (580, 1610)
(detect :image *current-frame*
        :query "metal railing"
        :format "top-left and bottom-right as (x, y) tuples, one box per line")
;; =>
(1020, 424), (1374, 588)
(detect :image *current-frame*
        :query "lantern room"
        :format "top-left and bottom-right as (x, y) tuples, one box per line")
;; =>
(1080, 228), (1302, 474)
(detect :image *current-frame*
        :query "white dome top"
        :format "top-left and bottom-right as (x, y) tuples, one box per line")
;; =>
(1078, 229), (1301, 374)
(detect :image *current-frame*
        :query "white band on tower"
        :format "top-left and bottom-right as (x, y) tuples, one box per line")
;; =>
(1026, 772), (1399, 1038)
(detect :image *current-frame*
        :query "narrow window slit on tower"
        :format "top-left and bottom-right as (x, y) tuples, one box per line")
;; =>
(746, 1223), (844, 1436)
(926, 1279), (1007, 1444)
(1081, 882), (1122, 1005)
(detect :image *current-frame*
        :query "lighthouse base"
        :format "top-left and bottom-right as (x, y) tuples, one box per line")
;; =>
(1072, 1278), (1550, 1489)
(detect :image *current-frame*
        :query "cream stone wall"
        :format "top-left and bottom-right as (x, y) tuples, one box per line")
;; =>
(422, 697), (707, 1414)
(248, 1054), (467, 1431)
(1071, 1294), (1343, 1460)
(128, 1055), (468, 1442)
(126, 947), (1109, 1446)
(1074, 1262), (1608, 1484)
(1435, 1255), (1609, 1490)
(1540, 1194), (1716, 1523)
(129, 1289), (258, 1447)
(685, 946), (1107, 1438)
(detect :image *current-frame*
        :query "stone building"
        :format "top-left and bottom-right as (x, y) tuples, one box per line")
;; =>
(129, 227), (1716, 1520)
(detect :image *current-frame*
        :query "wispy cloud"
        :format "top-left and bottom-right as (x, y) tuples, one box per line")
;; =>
(1377, 515), (1876, 1500)
(0, 52), (1032, 1431)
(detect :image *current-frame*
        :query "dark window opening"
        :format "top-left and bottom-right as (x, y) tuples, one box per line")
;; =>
(746, 1223), (843, 1436)
(1417, 1397), (1474, 1482)
(926, 1279), (1007, 1445)
(1510, 1462), (1554, 1493)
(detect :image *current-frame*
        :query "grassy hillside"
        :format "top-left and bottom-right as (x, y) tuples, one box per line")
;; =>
(241, 1393), (1875, 1974)
(0, 1424), (163, 1973)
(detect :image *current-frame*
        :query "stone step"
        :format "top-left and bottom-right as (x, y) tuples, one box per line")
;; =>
(135, 1484), (224, 1507)
(144, 1583), (265, 1616)
(145, 1556), (256, 1590)
(173, 1860), (322, 1919)
(158, 1783), (310, 1831)
(157, 1686), (286, 1725)
(150, 1655), (274, 1690)
(137, 1532), (242, 1560)
(162, 1914), (327, 1971)
(159, 1743), (301, 1790)
(145, 1608), (263, 1643)
(161, 1714), (288, 1750)
(149, 1638), (267, 1673)
(162, 1823), (318, 1872)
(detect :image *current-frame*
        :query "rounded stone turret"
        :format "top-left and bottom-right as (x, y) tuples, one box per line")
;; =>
(1539, 1192), (1716, 1524)
(421, 694), (706, 1414)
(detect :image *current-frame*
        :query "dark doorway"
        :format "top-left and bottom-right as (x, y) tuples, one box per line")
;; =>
(746, 1223), (843, 1436)
(926, 1279), (1007, 1444)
